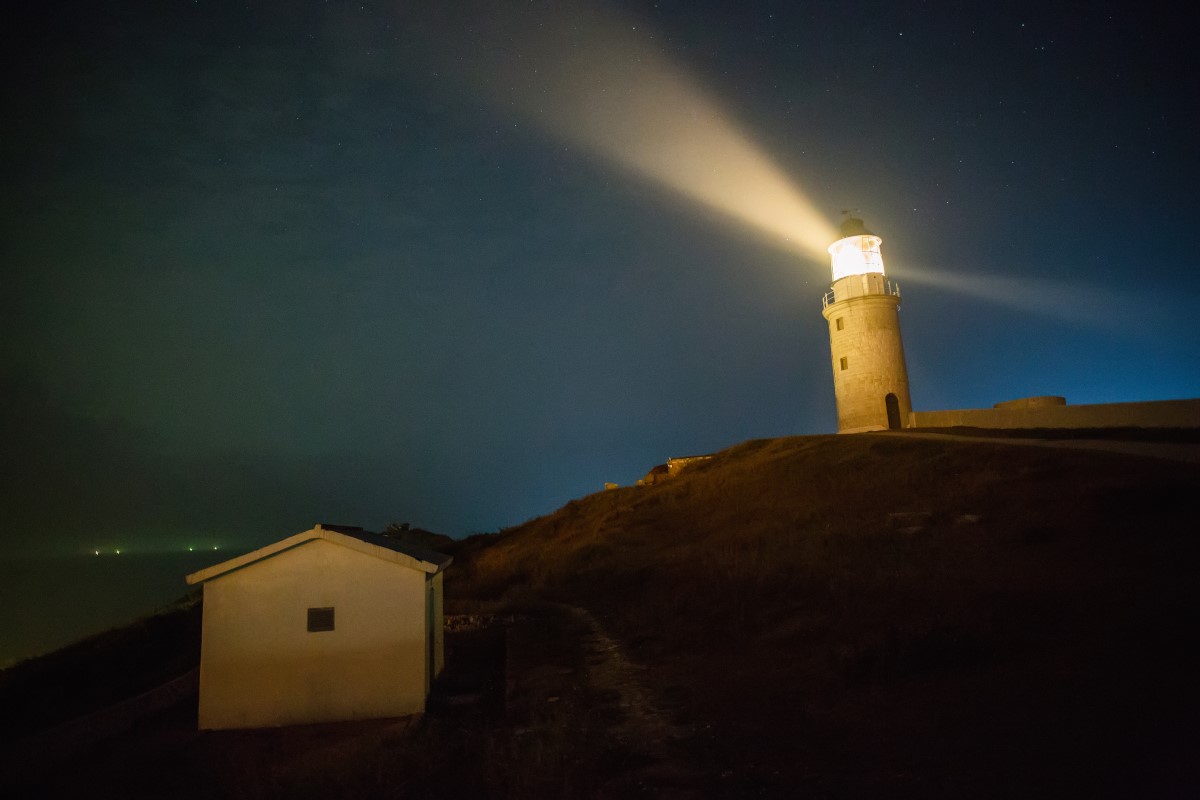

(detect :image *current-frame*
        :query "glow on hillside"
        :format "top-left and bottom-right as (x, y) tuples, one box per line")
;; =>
(829, 234), (886, 281)
(432, 2), (838, 262)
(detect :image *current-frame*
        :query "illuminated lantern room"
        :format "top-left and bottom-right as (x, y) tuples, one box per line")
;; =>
(828, 215), (885, 281)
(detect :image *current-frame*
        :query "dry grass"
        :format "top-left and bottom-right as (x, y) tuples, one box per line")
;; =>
(0, 593), (202, 745)
(449, 432), (1200, 796)
(6, 432), (1198, 797)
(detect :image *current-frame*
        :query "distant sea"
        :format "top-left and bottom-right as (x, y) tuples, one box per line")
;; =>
(0, 551), (236, 668)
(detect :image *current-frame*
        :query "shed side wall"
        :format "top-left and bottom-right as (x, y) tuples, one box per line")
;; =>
(433, 571), (445, 678)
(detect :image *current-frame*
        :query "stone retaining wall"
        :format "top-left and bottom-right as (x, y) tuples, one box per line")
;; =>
(910, 398), (1200, 430)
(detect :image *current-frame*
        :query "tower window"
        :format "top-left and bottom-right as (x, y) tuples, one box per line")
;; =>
(839, 356), (848, 371)
(835, 317), (844, 331)
(307, 607), (335, 632)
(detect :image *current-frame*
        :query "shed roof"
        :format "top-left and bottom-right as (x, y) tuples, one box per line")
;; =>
(185, 523), (453, 585)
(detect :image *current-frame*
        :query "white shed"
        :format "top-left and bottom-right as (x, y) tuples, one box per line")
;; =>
(185, 523), (452, 730)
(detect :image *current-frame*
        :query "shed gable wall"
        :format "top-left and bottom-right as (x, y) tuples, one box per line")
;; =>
(198, 539), (428, 729)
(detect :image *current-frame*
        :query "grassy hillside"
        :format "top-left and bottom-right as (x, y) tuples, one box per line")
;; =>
(450, 433), (1200, 796)
(4, 433), (1197, 797)
(0, 594), (201, 745)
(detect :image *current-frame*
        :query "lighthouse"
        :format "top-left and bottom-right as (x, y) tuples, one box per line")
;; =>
(821, 215), (912, 432)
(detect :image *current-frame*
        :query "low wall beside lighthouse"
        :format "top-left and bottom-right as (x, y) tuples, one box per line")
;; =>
(909, 397), (1200, 430)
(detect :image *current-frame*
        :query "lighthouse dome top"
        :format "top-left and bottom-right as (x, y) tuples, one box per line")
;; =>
(838, 215), (874, 238)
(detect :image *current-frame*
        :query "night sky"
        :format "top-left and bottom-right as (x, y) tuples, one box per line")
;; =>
(5, 0), (1198, 557)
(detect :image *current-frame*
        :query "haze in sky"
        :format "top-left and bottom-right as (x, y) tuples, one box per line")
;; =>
(3, 0), (1198, 568)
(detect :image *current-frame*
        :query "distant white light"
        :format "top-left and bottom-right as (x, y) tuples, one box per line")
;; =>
(213, 546), (219, 550)
(188, 546), (194, 551)
(94, 550), (100, 556)
(829, 234), (886, 281)
(115, 549), (121, 555)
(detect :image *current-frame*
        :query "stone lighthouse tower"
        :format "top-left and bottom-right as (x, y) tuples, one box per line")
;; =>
(821, 215), (912, 432)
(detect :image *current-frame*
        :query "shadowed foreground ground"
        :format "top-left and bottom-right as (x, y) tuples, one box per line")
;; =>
(2, 610), (705, 799)
(3, 432), (1199, 797)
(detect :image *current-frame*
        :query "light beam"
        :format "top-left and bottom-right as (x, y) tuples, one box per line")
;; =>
(416, 1), (838, 262)
(901, 265), (1125, 328)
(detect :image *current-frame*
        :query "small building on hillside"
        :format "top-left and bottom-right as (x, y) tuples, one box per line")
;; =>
(185, 523), (452, 730)
(638, 454), (715, 486)
(666, 454), (714, 476)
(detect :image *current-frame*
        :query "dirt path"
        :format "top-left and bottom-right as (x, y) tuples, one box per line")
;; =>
(561, 604), (685, 759)
(504, 603), (704, 798)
